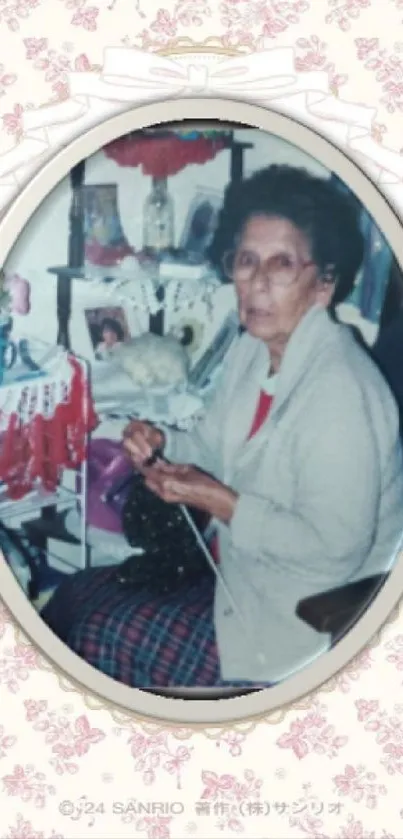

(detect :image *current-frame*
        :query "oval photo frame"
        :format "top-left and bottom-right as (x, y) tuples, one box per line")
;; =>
(1, 97), (403, 726)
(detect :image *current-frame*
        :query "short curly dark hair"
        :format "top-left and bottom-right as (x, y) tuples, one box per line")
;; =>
(207, 164), (365, 311)
(100, 317), (125, 341)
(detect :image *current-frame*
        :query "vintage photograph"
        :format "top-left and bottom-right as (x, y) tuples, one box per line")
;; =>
(1, 119), (403, 696)
(84, 305), (131, 359)
(179, 188), (223, 258)
(82, 183), (134, 267)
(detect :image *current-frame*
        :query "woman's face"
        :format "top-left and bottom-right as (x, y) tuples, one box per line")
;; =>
(102, 327), (118, 347)
(234, 215), (334, 347)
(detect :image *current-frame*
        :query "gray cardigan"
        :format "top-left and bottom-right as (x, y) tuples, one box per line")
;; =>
(164, 305), (403, 683)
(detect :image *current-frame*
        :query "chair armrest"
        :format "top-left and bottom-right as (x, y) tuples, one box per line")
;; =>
(296, 574), (388, 641)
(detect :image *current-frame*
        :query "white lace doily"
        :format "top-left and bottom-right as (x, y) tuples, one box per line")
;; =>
(87, 257), (221, 318)
(0, 341), (73, 432)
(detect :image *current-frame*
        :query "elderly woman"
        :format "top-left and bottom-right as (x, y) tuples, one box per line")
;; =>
(42, 165), (403, 688)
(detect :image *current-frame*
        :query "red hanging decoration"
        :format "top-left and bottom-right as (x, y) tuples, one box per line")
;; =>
(103, 134), (227, 179)
(0, 357), (98, 500)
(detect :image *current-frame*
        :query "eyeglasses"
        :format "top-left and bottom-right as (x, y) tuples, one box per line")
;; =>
(222, 248), (315, 288)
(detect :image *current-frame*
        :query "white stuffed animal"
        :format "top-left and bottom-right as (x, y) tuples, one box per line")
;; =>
(109, 331), (190, 389)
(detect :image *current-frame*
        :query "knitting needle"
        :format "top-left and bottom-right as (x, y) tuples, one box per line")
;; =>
(146, 449), (248, 631)
(103, 447), (247, 631)
(178, 501), (248, 631)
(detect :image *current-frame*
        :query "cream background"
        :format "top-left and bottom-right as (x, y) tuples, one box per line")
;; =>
(1, 2), (403, 837)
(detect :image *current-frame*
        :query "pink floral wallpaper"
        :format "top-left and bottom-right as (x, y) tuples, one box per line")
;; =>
(1, 1), (403, 837)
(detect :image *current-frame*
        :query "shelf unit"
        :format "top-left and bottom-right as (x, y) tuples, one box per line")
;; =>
(51, 127), (253, 350)
(0, 353), (90, 577)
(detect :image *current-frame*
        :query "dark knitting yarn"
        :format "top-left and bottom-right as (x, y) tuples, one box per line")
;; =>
(117, 473), (213, 595)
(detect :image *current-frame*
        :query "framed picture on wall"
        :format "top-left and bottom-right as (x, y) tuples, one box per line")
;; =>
(65, 287), (146, 364)
(179, 188), (223, 259)
(84, 305), (132, 360)
(82, 183), (133, 267)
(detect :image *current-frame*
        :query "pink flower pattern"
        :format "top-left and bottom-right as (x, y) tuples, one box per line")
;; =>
(276, 701), (349, 759)
(57, 0), (99, 30)
(0, 724), (17, 759)
(337, 814), (395, 838)
(355, 37), (403, 112)
(288, 787), (328, 838)
(0, 0), (40, 32)
(135, 815), (172, 838)
(200, 767), (262, 800)
(333, 764), (387, 808)
(355, 700), (403, 775)
(214, 730), (246, 757)
(23, 37), (97, 101)
(71, 4), (99, 31)
(137, 0), (310, 49)
(0, 64), (17, 96)
(295, 34), (348, 93)
(220, 0), (309, 48)
(138, 0), (212, 48)
(2, 764), (56, 808)
(200, 768), (262, 832)
(24, 700), (105, 775)
(330, 650), (374, 693)
(0, 643), (39, 693)
(113, 725), (192, 789)
(325, 0), (371, 32)
(385, 634), (403, 673)
(3, 813), (64, 839)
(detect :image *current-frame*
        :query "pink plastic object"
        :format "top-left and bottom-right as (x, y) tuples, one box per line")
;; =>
(76, 438), (134, 533)
(5, 274), (31, 315)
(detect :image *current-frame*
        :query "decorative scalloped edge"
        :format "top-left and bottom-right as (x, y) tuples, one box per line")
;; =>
(12, 595), (402, 737)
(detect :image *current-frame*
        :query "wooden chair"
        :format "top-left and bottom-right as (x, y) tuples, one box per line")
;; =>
(296, 573), (388, 646)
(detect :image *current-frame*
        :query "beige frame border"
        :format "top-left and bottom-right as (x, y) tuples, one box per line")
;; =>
(1, 97), (403, 726)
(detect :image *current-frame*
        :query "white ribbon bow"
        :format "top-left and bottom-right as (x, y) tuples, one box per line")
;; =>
(99, 46), (297, 100)
(2, 45), (403, 204)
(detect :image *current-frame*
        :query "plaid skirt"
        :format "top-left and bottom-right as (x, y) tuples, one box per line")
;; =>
(40, 566), (258, 689)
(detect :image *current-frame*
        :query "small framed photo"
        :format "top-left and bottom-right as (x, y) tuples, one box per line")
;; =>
(179, 188), (223, 258)
(84, 305), (132, 360)
(82, 184), (127, 257)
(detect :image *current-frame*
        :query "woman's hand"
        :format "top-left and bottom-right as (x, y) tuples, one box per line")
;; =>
(141, 461), (238, 524)
(122, 420), (166, 468)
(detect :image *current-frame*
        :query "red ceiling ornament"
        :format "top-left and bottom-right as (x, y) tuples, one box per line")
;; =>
(103, 131), (228, 179)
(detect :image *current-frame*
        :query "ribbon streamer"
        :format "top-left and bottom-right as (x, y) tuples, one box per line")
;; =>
(0, 46), (402, 211)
